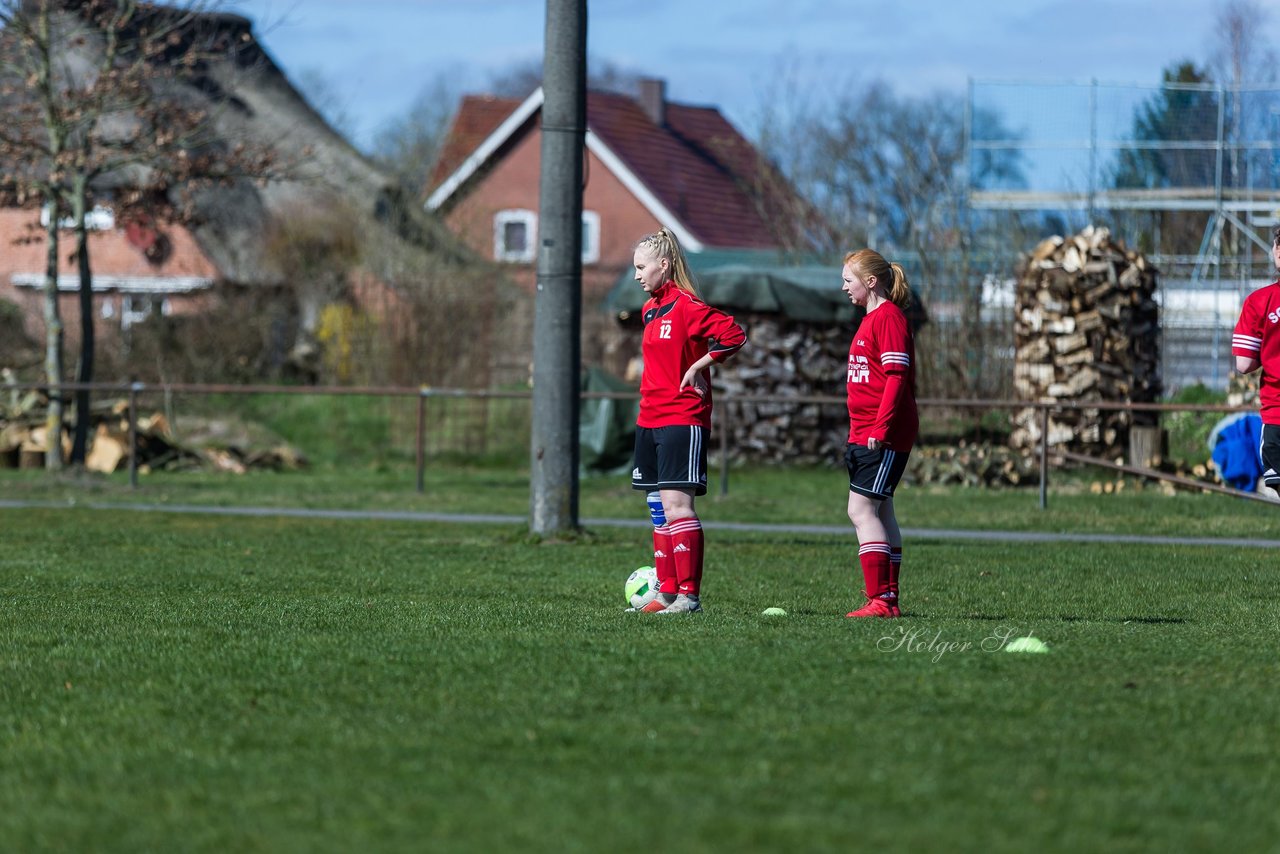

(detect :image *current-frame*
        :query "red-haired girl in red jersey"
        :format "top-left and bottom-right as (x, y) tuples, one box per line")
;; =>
(841, 249), (918, 618)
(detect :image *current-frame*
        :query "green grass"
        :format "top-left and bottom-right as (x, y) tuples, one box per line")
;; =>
(1163, 384), (1230, 467)
(177, 392), (530, 469)
(3, 462), (1277, 540)
(0, 507), (1277, 852)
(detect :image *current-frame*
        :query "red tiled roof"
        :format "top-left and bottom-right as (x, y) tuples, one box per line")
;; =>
(585, 91), (785, 248)
(427, 94), (525, 195)
(428, 89), (810, 250)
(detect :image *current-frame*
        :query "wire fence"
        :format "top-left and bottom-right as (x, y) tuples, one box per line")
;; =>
(2, 382), (1271, 508)
(968, 79), (1280, 392)
(969, 78), (1280, 204)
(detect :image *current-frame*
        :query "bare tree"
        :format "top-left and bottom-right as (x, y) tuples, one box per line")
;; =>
(1210, 0), (1276, 89)
(487, 56), (645, 101)
(1209, 0), (1278, 277)
(0, 0), (279, 466)
(372, 72), (462, 196)
(0, 1), (74, 468)
(748, 74), (1027, 395)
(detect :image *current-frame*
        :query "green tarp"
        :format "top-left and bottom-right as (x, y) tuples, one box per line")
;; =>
(604, 256), (863, 324)
(605, 261), (929, 328)
(579, 366), (639, 474)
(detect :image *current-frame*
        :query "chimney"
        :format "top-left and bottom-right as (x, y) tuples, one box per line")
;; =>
(639, 78), (666, 126)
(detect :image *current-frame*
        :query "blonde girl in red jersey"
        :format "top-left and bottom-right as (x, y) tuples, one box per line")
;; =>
(628, 227), (745, 614)
(841, 249), (918, 618)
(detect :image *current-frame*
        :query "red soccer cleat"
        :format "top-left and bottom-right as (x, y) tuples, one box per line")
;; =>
(640, 595), (672, 613)
(846, 597), (895, 618)
(889, 598), (901, 618)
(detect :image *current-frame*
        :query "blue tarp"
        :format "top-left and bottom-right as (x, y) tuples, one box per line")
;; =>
(1208, 412), (1263, 490)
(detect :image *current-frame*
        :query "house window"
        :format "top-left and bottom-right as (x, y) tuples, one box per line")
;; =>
(494, 209), (602, 264)
(581, 210), (601, 265)
(40, 204), (115, 231)
(121, 295), (169, 330)
(494, 209), (537, 262)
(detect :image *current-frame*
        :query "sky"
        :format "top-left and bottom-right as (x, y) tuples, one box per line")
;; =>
(227, 0), (1280, 153)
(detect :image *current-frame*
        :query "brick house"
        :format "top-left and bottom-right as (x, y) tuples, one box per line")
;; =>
(425, 79), (814, 375)
(0, 207), (221, 363)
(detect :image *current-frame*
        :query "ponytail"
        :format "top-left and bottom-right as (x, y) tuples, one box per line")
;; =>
(888, 262), (912, 310)
(636, 227), (699, 296)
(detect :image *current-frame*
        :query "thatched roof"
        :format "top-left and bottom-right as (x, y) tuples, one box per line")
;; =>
(4, 3), (469, 285)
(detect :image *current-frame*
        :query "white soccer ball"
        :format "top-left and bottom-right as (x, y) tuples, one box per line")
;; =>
(625, 566), (659, 609)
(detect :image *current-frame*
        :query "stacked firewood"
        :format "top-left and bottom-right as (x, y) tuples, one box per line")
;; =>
(711, 316), (854, 464)
(906, 442), (1039, 488)
(1009, 226), (1161, 456)
(0, 397), (307, 473)
(1226, 364), (1260, 409)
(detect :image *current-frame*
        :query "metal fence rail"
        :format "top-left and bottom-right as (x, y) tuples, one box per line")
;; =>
(1, 382), (1267, 507)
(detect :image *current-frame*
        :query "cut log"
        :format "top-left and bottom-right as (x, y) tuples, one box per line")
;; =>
(86, 424), (127, 473)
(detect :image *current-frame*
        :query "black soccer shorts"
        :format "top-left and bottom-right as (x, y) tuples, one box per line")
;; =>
(632, 425), (708, 495)
(846, 442), (910, 500)
(1263, 423), (1280, 487)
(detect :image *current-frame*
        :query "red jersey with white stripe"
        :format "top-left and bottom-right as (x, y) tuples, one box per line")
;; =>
(638, 282), (746, 429)
(1232, 281), (1280, 424)
(847, 301), (918, 448)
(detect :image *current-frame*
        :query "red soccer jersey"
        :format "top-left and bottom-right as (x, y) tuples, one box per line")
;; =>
(847, 301), (918, 449)
(1232, 281), (1280, 424)
(638, 282), (746, 429)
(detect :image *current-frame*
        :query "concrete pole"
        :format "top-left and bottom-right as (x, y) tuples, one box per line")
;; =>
(529, 0), (586, 535)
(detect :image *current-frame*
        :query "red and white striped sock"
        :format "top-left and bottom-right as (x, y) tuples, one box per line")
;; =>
(653, 525), (676, 595)
(668, 516), (704, 596)
(858, 541), (892, 600)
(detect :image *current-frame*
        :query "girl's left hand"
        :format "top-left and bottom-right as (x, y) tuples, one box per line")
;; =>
(866, 436), (881, 451)
(680, 368), (707, 396)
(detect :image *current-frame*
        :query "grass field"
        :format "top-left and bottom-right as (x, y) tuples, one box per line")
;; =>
(2, 476), (1279, 851)
(2, 460), (1277, 539)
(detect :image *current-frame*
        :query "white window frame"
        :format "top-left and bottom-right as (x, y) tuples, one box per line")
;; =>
(581, 210), (601, 265)
(121, 295), (170, 330)
(494, 209), (537, 263)
(40, 203), (115, 231)
(494, 209), (602, 264)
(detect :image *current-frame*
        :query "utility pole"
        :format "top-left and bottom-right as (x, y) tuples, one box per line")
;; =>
(529, 0), (586, 535)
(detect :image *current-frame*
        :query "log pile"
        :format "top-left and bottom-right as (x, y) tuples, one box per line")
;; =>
(1009, 225), (1161, 458)
(906, 442), (1039, 488)
(710, 316), (855, 464)
(1226, 364), (1260, 409)
(0, 397), (307, 473)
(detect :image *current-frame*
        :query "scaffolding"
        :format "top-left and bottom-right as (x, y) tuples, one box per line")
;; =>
(966, 78), (1280, 389)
